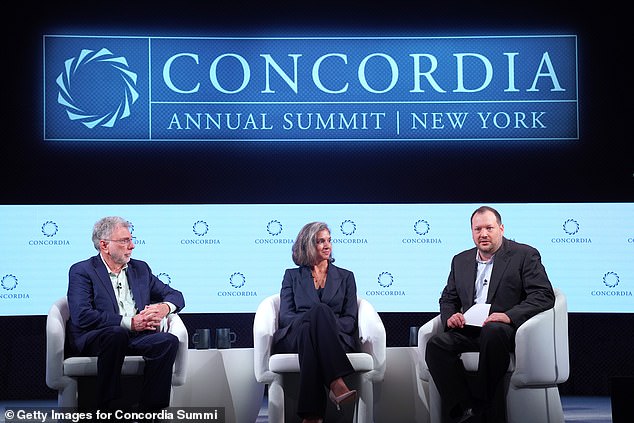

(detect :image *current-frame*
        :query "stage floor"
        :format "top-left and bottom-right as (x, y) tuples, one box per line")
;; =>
(0, 396), (613, 423)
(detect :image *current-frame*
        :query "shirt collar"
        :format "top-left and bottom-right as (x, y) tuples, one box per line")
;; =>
(100, 254), (128, 275)
(475, 250), (495, 265)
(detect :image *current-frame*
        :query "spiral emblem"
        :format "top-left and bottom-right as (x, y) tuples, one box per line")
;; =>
(41, 221), (59, 237)
(377, 271), (394, 288)
(603, 271), (619, 288)
(157, 272), (172, 285)
(414, 219), (430, 236)
(563, 219), (580, 236)
(340, 220), (357, 236)
(230, 272), (246, 288)
(267, 220), (283, 236)
(193, 220), (209, 237)
(1, 274), (18, 291)
(56, 48), (139, 128)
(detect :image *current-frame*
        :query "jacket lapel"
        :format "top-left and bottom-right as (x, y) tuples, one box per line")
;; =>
(92, 255), (118, 310)
(487, 238), (511, 302)
(459, 249), (478, 310)
(126, 261), (147, 311)
(298, 266), (320, 303)
(320, 264), (341, 304)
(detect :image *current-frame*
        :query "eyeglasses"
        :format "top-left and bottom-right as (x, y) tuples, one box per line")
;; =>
(103, 238), (134, 245)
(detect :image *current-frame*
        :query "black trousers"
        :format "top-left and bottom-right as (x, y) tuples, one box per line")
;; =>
(80, 326), (179, 411)
(425, 323), (515, 423)
(273, 303), (356, 419)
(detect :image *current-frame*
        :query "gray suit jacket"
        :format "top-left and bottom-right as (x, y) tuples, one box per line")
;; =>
(273, 264), (358, 351)
(439, 237), (554, 330)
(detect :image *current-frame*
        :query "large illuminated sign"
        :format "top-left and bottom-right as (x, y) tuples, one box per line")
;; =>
(44, 35), (578, 141)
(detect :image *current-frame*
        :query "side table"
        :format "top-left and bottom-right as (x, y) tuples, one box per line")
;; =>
(171, 348), (264, 423)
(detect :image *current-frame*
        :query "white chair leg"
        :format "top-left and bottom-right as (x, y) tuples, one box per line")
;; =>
(268, 380), (285, 423)
(356, 376), (373, 423)
(58, 378), (79, 408)
(506, 385), (564, 423)
(428, 377), (443, 423)
(416, 378), (432, 423)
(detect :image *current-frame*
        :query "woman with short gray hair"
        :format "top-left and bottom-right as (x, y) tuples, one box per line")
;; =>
(273, 222), (358, 423)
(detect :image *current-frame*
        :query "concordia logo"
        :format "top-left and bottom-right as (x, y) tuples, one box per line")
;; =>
(551, 218), (591, 244)
(591, 271), (632, 298)
(29, 220), (70, 246)
(56, 48), (139, 128)
(218, 272), (257, 297)
(365, 271), (406, 297)
(45, 34), (578, 141)
(181, 220), (221, 245)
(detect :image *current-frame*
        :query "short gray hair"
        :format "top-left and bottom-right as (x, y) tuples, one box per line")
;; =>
(92, 216), (130, 250)
(291, 222), (331, 266)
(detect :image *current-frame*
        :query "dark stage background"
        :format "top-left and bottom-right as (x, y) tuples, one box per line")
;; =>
(1, 0), (632, 400)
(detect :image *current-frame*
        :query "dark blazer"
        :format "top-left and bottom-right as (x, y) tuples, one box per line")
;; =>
(66, 254), (185, 352)
(440, 237), (554, 330)
(273, 264), (358, 351)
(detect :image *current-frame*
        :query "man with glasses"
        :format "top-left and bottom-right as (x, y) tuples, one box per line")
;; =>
(66, 216), (185, 412)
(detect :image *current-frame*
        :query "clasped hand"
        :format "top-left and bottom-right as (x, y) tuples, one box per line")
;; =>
(131, 303), (168, 332)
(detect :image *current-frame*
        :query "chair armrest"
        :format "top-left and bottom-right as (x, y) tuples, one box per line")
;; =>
(253, 294), (280, 384)
(417, 315), (442, 381)
(552, 288), (570, 383)
(165, 313), (188, 386)
(46, 297), (74, 390)
(512, 288), (569, 387)
(357, 298), (387, 381)
(512, 307), (554, 386)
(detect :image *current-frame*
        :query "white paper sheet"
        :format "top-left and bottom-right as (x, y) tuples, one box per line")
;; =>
(463, 303), (491, 327)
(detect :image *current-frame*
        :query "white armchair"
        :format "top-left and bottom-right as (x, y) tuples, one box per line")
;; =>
(253, 294), (386, 423)
(45, 296), (189, 407)
(417, 288), (569, 423)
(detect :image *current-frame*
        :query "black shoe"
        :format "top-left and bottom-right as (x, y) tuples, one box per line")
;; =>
(454, 401), (485, 423)
(456, 407), (476, 423)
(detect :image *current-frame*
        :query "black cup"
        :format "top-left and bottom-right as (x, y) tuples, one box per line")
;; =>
(192, 328), (211, 349)
(409, 326), (420, 347)
(215, 328), (237, 349)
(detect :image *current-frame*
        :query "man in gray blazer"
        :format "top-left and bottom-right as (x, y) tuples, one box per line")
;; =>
(425, 206), (554, 423)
